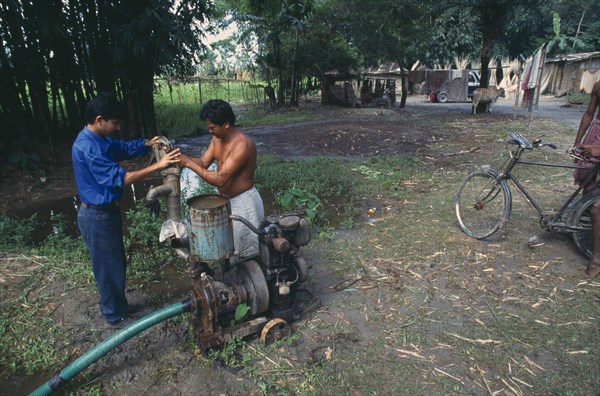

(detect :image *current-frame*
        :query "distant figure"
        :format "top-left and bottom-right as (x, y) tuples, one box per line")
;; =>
(264, 86), (276, 107)
(573, 80), (600, 278)
(360, 80), (372, 107)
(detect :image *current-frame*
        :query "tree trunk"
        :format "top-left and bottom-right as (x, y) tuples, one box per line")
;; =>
(31, 83), (56, 158)
(273, 36), (285, 106)
(290, 30), (300, 106)
(400, 70), (408, 109)
(477, 35), (493, 113)
(573, 6), (587, 49)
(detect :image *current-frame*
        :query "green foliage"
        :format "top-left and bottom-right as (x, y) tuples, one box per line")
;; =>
(0, 214), (39, 251)
(422, 6), (481, 66)
(205, 336), (248, 368)
(234, 303), (251, 323)
(277, 186), (323, 226)
(0, 293), (66, 374)
(546, 12), (585, 56)
(361, 155), (423, 189)
(239, 107), (326, 127)
(2, 0), (215, 142)
(155, 102), (205, 138)
(7, 151), (41, 172)
(124, 200), (175, 284)
(12, 212), (91, 286)
(125, 200), (165, 249)
(67, 385), (102, 396)
(36, 232), (92, 286)
(256, 155), (363, 227)
(256, 154), (422, 230)
(568, 92), (592, 106)
(154, 79), (268, 138)
(256, 155), (362, 200)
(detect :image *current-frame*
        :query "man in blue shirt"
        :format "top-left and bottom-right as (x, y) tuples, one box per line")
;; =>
(72, 92), (180, 327)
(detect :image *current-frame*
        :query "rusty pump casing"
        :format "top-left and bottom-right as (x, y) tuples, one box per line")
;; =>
(187, 195), (311, 349)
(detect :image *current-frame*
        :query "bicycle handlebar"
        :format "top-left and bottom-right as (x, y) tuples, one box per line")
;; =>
(506, 133), (599, 164)
(566, 147), (600, 164)
(508, 132), (557, 150)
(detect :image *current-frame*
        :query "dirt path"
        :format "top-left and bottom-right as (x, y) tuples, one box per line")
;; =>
(2, 95), (598, 395)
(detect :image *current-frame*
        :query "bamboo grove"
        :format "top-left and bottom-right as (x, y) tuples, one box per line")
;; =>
(0, 0), (212, 150)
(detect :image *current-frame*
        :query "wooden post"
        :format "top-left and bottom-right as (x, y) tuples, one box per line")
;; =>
(528, 45), (546, 134)
(198, 79), (203, 106)
(514, 58), (522, 120)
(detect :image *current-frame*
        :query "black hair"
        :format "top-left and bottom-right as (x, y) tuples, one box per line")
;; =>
(85, 92), (126, 124)
(199, 99), (235, 126)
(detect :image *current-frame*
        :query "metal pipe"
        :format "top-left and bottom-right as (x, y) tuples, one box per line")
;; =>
(230, 214), (265, 236)
(170, 237), (190, 250)
(146, 184), (172, 201)
(170, 238), (190, 260)
(145, 184), (173, 216)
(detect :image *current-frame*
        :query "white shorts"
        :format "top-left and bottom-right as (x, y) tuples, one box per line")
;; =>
(229, 186), (264, 264)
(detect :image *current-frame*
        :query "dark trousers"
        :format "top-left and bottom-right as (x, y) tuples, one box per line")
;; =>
(77, 205), (128, 323)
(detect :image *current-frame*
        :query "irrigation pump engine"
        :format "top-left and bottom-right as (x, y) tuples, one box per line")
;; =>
(186, 195), (312, 349)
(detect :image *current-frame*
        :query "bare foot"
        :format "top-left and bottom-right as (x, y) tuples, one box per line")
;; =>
(584, 262), (600, 278)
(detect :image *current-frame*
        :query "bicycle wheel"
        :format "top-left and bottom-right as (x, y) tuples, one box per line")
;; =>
(569, 192), (599, 259)
(455, 170), (512, 239)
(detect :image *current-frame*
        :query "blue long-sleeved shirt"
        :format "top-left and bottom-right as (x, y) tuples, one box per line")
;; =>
(72, 127), (149, 205)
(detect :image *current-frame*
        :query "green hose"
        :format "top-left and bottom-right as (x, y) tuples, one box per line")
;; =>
(30, 298), (193, 396)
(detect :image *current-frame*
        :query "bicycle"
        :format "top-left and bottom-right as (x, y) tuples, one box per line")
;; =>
(454, 132), (599, 258)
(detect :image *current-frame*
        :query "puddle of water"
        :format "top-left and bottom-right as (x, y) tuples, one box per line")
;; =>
(0, 370), (55, 395)
(147, 263), (194, 300)
(12, 178), (164, 241)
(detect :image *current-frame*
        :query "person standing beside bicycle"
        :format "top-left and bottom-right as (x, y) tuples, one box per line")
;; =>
(573, 80), (600, 278)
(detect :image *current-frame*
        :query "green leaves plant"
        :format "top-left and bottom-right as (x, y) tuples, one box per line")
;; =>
(234, 303), (251, 322)
(276, 186), (323, 226)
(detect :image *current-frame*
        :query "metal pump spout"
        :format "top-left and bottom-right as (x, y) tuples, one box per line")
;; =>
(145, 137), (189, 260)
(144, 137), (182, 219)
(145, 171), (181, 221)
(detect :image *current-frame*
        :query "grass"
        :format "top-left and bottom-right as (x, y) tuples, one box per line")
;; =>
(567, 92), (592, 106)
(289, 170), (598, 395)
(154, 79), (323, 138)
(0, 291), (66, 373)
(256, 154), (423, 230)
(236, 105), (327, 127)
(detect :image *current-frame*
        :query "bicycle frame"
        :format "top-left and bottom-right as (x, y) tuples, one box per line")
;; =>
(496, 144), (599, 231)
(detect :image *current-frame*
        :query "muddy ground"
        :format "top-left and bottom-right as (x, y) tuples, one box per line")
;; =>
(1, 94), (599, 395)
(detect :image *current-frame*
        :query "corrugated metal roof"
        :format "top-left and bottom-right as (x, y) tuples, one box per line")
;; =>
(546, 51), (600, 63)
(363, 62), (408, 75)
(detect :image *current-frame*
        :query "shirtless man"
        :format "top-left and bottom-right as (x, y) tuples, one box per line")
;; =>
(573, 80), (600, 278)
(179, 99), (264, 263)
